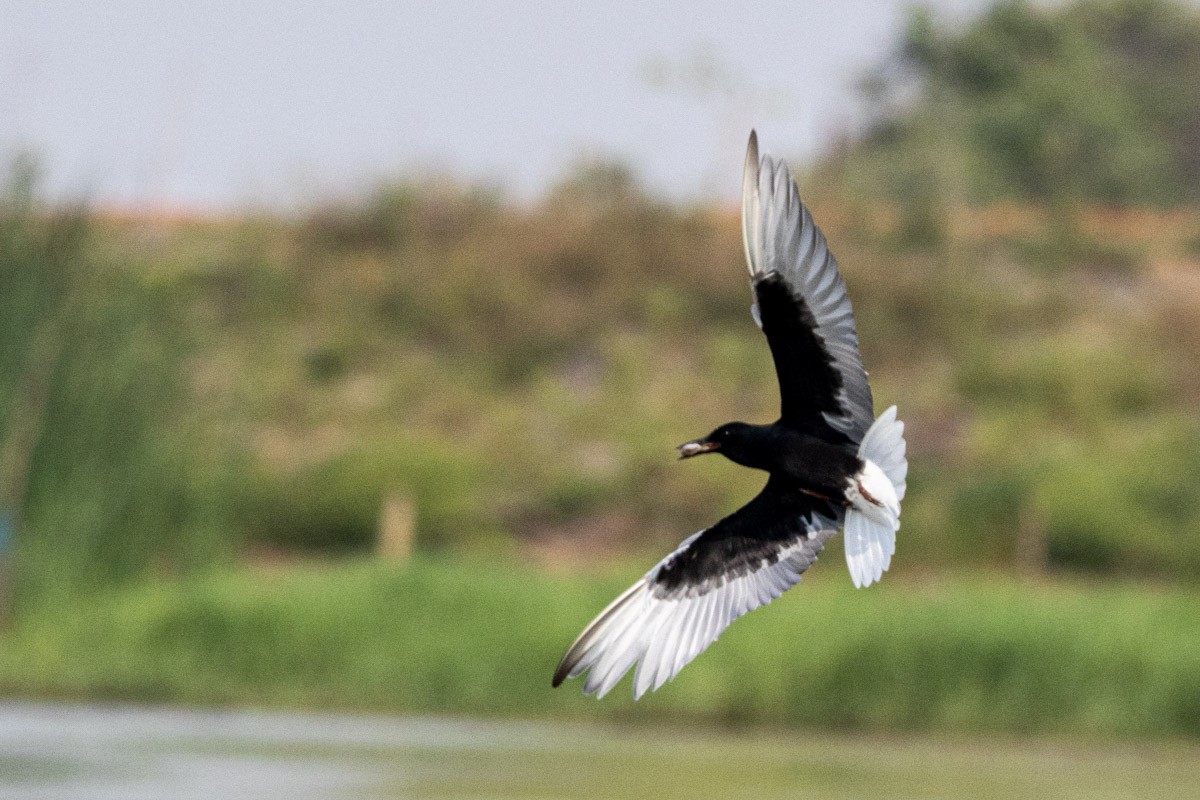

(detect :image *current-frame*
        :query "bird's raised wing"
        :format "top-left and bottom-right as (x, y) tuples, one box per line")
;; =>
(552, 479), (841, 699)
(742, 131), (874, 442)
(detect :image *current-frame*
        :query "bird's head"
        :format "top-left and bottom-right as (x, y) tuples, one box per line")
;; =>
(677, 422), (759, 462)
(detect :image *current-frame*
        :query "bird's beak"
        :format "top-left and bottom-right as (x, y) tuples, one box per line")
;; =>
(677, 438), (719, 459)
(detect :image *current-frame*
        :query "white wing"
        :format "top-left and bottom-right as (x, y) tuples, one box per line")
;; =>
(554, 493), (840, 700)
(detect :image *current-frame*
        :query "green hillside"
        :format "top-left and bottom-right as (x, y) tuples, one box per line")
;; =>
(4, 164), (1200, 609)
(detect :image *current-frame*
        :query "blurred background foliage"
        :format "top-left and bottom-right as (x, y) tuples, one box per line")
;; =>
(1, 0), (1200, 735)
(840, 0), (1200, 208)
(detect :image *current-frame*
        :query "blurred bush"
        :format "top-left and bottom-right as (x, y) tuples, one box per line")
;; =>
(4, 152), (1200, 606)
(4, 557), (1199, 738)
(3, 1), (1200, 615)
(838, 0), (1200, 208)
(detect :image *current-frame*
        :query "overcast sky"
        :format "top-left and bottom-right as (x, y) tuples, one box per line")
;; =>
(2, 1), (991, 209)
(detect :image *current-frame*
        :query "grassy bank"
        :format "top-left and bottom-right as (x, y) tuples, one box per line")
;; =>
(3, 557), (1198, 738)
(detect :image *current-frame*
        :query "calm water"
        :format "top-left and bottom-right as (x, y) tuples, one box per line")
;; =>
(1, 701), (1198, 799)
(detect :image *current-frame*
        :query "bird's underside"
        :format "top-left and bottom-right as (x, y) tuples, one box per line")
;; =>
(553, 131), (908, 700)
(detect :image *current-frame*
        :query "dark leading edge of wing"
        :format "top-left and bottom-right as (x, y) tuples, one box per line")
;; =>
(551, 479), (841, 700)
(652, 477), (840, 596)
(742, 131), (875, 442)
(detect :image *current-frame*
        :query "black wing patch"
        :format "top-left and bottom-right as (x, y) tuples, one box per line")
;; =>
(653, 477), (839, 597)
(753, 273), (849, 440)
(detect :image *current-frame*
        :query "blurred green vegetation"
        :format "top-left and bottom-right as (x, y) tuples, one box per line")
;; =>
(0, 162), (233, 607)
(1, 0), (1200, 736)
(9, 161), (1197, 605)
(2, 557), (1199, 738)
(840, 0), (1200, 209)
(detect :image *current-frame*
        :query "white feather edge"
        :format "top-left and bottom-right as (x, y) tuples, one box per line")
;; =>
(742, 129), (761, 277)
(555, 527), (836, 700)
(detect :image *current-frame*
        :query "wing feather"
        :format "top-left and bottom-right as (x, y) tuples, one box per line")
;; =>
(553, 483), (840, 699)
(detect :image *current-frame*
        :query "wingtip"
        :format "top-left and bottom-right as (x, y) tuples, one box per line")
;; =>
(551, 650), (577, 689)
(550, 576), (649, 694)
(552, 639), (583, 689)
(742, 129), (762, 276)
(744, 130), (760, 181)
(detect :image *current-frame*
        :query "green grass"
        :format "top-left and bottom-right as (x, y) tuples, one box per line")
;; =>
(3, 557), (1198, 738)
(369, 722), (1200, 800)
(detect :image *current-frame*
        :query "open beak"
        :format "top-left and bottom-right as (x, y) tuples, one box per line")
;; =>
(677, 438), (720, 459)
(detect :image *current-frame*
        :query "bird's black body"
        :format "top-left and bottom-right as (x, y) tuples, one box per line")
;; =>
(666, 419), (860, 602)
(691, 422), (860, 488)
(551, 131), (907, 700)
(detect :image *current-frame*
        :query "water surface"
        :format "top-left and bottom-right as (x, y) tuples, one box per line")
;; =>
(1, 702), (1197, 799)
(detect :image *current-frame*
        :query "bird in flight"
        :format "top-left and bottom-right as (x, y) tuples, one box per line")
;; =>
(552, 131), (908, 700)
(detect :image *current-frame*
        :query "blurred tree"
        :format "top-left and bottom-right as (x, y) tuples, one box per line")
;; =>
(840, 0), (1200, 208)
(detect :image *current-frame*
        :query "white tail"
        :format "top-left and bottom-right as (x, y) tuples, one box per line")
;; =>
(845, 406), (907, 588)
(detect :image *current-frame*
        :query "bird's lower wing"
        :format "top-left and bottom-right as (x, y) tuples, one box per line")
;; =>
(553, 484), (840, 699)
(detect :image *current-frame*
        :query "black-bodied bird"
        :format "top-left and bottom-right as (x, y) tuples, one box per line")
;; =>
(552, 131), (908, 700)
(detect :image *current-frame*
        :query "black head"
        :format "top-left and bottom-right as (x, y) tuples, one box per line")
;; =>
(677, 422), (768, 467)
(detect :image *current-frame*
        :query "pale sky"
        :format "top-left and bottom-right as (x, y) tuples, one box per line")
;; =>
(1, 1), (991, 209)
